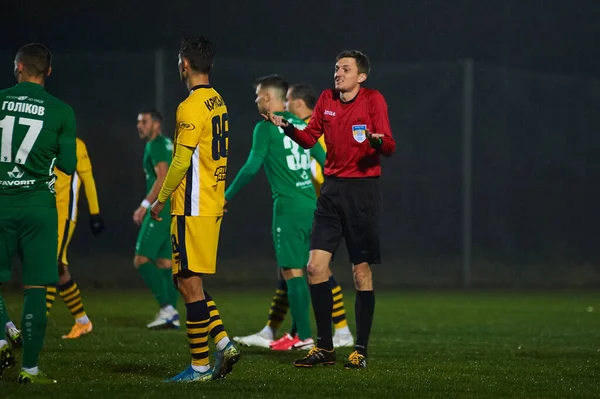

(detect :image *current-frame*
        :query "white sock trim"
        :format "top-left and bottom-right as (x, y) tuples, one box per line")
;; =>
(260, 325), (274, 340)
(216, 336), (231, 352)
(191, 364), (210, 373)
(335, 325), (351, 335)
(22, 366), (39, 375)
(162, 305), (176, 314)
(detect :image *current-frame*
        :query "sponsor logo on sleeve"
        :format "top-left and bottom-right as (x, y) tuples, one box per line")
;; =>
(178, 121), (195, 131)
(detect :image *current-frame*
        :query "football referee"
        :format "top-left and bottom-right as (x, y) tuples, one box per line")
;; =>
(263, 49), (395, 369)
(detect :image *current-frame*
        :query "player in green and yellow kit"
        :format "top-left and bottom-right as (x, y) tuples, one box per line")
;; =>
(283, 83), (354, 349)
(0, 43), (77, 384)
(227, 75), (325, 351)
(133, 109), (179, 329)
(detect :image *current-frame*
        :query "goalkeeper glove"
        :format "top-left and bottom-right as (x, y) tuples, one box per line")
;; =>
(90, 214), (106, 236)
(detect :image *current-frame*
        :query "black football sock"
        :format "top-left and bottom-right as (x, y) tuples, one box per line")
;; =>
(355, 290), (375, 357)
(310, 281), (333, 350)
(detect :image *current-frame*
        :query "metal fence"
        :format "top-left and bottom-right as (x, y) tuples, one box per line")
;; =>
(2, 50), (599, 288)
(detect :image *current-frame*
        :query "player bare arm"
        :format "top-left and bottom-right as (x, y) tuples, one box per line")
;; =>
(150, 143), (194, 220)
(134, 161), (168, 225)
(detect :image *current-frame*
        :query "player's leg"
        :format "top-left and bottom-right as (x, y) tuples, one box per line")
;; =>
(58, 262), (93, 339)
(0, 284), (17, 377)
(267, 276), (290, 335)
(342, 178), (381, 369)
(234, 275), (288, 348)
(17, 207), (59, 384)
(294, 182), (342, 367)
(135, 214), (178, 329)
(156, 257), (180, 327)
(0, 293), (22, 349)
(204, 290), (241, 379)
(194, 216), (239, 380)
(45, 218), (70, 315)
(55, 221), (92, 339)
(158, 216), (180, 311)
(203, 291), (230, 350)
(0, 210), (19, 375)
(271, 212), (313, 352)
(166, 215), (238, 382)
(329, 271), (354, 348)
(166, 270), (213, 383)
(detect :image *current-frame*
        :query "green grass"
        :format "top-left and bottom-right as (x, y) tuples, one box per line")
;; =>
(1, 289), (600, 398)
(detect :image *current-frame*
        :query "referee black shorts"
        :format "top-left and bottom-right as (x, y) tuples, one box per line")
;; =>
(310, 176), (381, 265)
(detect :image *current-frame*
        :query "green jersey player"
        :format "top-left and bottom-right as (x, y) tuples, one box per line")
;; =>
(133, 109), (179, 329)
(226, 75), (325, 351)
(0, 43), (77, 384)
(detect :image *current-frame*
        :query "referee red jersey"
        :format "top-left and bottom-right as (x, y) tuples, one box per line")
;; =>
(283, 87), (395, 178)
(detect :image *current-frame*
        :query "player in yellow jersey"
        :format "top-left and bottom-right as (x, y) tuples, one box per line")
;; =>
(46, 137), (104, 339)
(151, 37), (239, 383)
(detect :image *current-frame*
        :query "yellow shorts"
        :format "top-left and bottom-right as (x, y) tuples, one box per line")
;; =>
(57, 219), (76, 265)
(170, 215), (222, 275)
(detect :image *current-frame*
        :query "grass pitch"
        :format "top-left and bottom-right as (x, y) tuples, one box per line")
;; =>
(1, 289), (599, 398)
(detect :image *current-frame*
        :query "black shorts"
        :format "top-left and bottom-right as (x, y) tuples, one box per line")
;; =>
(311, 176), (381, 265)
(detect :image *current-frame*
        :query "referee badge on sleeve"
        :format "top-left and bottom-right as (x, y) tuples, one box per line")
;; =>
(352, 124), (367, 143)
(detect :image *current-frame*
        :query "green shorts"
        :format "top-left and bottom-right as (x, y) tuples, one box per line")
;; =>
(135, 213), (172, 260)
(0, 206), (59, 286)
(272, 210), (313, 269)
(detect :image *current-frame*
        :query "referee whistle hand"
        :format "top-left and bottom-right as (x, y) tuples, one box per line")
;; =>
(150, 200), (164, 221)
(262, 112), (289, 127)
(90, 214), (106, 236)
(366, 130), (384, 147)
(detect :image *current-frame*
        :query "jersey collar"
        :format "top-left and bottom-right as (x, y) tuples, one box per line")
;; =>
(190, 84), (212, 94)
(16, 81), (44, 90)
(337, 87), (361, 104)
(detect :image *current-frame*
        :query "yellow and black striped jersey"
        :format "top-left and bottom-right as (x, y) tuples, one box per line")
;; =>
(54, 137), (100, 222)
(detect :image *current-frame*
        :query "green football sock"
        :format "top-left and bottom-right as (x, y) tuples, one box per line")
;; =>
(286, 277), (312, 341)
(22, 288), (48, 368)
(160, 268), (178, 309)
(138, 263), (168, 307)
(0, 290), (9, 340)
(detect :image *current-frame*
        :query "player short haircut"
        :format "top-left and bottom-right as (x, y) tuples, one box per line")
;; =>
(15, 43), (52, 77)
(254, 74), (288, 102)
(139, 108), (163, 124)
(289, 83), (317, 110)
(336, 50), (371, 75)
(179, 36), (216, 74)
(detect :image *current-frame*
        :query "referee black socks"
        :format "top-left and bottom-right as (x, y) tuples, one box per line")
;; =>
(355, 290), (375, 357)
(310, 281), (334, 351)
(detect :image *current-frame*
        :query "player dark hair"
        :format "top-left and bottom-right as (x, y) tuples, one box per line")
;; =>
(289, 83), (317, 110)
(139, 108), (163, 124)
(336, 50), (370, 75)
(254, 74), (289, 102)
(179, 37), (216, 74)
(15, 43), (52, 77)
